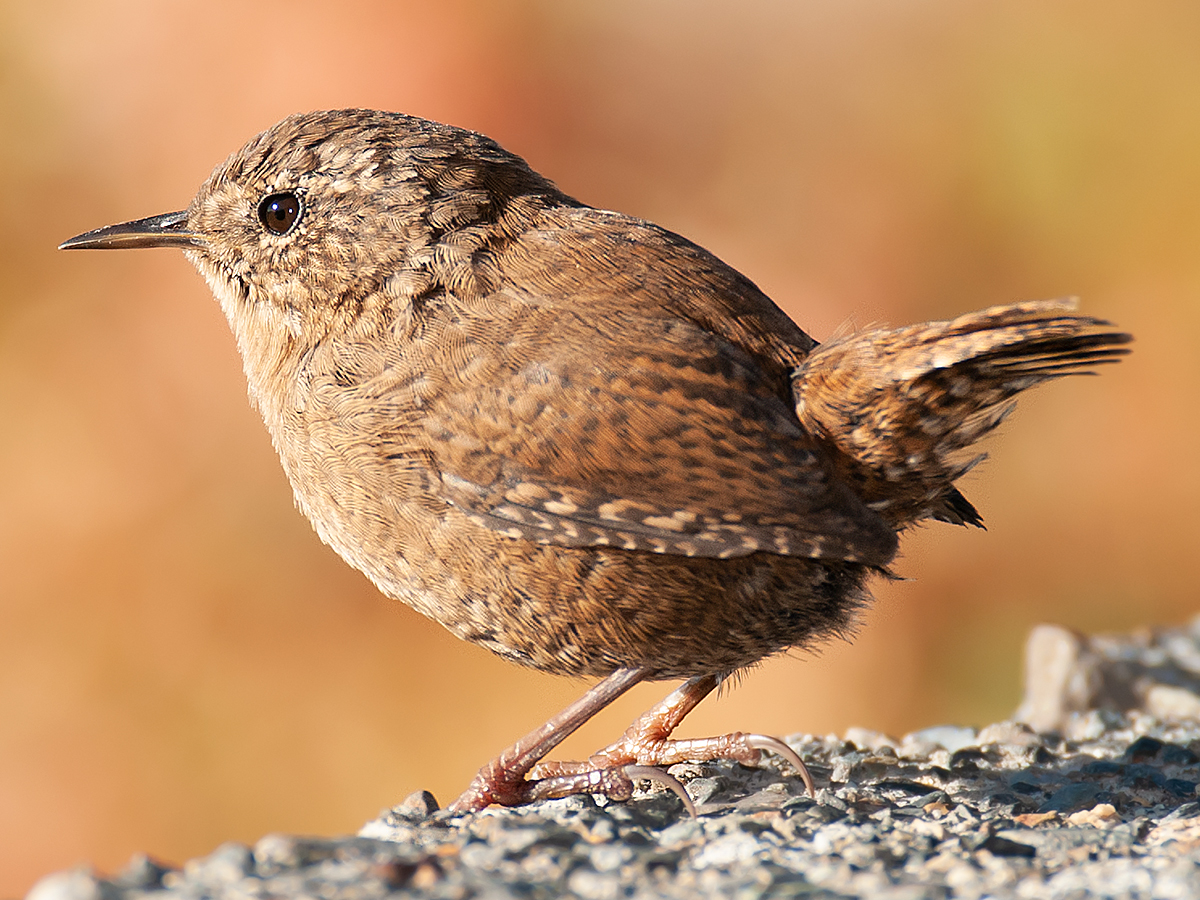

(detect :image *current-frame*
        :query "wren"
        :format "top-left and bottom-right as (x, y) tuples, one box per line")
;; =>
(61, 109), (1130, 814)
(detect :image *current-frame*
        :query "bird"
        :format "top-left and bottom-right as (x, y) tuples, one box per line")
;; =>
(60, 108), (1131, 815)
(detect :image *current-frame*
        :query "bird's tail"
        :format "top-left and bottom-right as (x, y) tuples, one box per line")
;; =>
(792, 299), (1131, 529)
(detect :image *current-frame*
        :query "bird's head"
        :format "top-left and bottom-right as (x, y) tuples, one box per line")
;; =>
(61, 109), (567, 351)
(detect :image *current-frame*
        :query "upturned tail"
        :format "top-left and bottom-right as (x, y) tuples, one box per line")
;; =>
(792, 299), (1132, 530)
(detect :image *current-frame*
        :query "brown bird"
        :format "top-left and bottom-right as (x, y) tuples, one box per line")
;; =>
(60, 109), (1130, 815)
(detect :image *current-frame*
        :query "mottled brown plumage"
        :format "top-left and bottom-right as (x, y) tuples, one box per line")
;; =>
(61, 109), (1130, 814)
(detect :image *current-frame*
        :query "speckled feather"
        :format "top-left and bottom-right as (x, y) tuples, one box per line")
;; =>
(174, 109), (1128, 679)
(794, 301), (1131, 528)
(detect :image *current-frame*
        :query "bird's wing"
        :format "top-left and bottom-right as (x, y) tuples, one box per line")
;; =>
(417, 284), (897, 566)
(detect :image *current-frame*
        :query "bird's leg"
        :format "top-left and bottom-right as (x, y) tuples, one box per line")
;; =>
(524, 673), (815, 807)
(448, 667), (649, 814)
(449, 670), (814, 815)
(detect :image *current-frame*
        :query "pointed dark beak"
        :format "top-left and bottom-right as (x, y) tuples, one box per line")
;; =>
(59, 210), (203, 251)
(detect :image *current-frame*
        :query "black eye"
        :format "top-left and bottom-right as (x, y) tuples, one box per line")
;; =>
(257, 192), (302, 235)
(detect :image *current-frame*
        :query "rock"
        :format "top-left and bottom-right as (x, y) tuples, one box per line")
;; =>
(26, 871), (114, 900)
(903, 725), (978, 753)
(1146, 684), (1200, 720)
(1014, 624), (1101, 731)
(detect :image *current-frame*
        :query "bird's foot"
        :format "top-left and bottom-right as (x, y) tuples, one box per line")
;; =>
(447, 739), (698, 815)
(448, 673), (814, 815)
(526, 729), (814, 811)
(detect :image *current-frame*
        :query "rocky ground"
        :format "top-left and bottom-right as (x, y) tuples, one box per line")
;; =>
(28, 618), (1200, 900)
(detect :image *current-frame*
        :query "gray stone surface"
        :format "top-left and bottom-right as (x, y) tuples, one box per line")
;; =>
(1016, 618), (1200, 733)
(27, 617), (1200, 899)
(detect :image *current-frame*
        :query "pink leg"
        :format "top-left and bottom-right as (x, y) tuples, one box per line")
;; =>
(448, 667), (649, 814)
(449, 670), (814, 815)
(530, 674), (815, 797)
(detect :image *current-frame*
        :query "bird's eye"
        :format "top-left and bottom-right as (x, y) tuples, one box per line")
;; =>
(257, 192), (302, 235)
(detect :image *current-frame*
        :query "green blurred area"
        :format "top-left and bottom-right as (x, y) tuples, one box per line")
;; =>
(2, 1), (1197, 895)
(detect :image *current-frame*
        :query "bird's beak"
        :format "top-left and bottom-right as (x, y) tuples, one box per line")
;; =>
(59, 210), (204, 251)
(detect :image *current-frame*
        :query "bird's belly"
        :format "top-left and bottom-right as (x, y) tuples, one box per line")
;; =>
(329, 499), (873, 679)
(272, 410), (874, 680)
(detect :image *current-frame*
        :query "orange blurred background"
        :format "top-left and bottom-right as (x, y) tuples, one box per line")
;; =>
(2, 0), (1197, 894)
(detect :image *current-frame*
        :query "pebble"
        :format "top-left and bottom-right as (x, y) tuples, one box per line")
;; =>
(1146, 684), (1200, 720)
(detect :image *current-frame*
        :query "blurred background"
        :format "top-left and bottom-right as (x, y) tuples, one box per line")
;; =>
(2, 0), (1197, 894)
